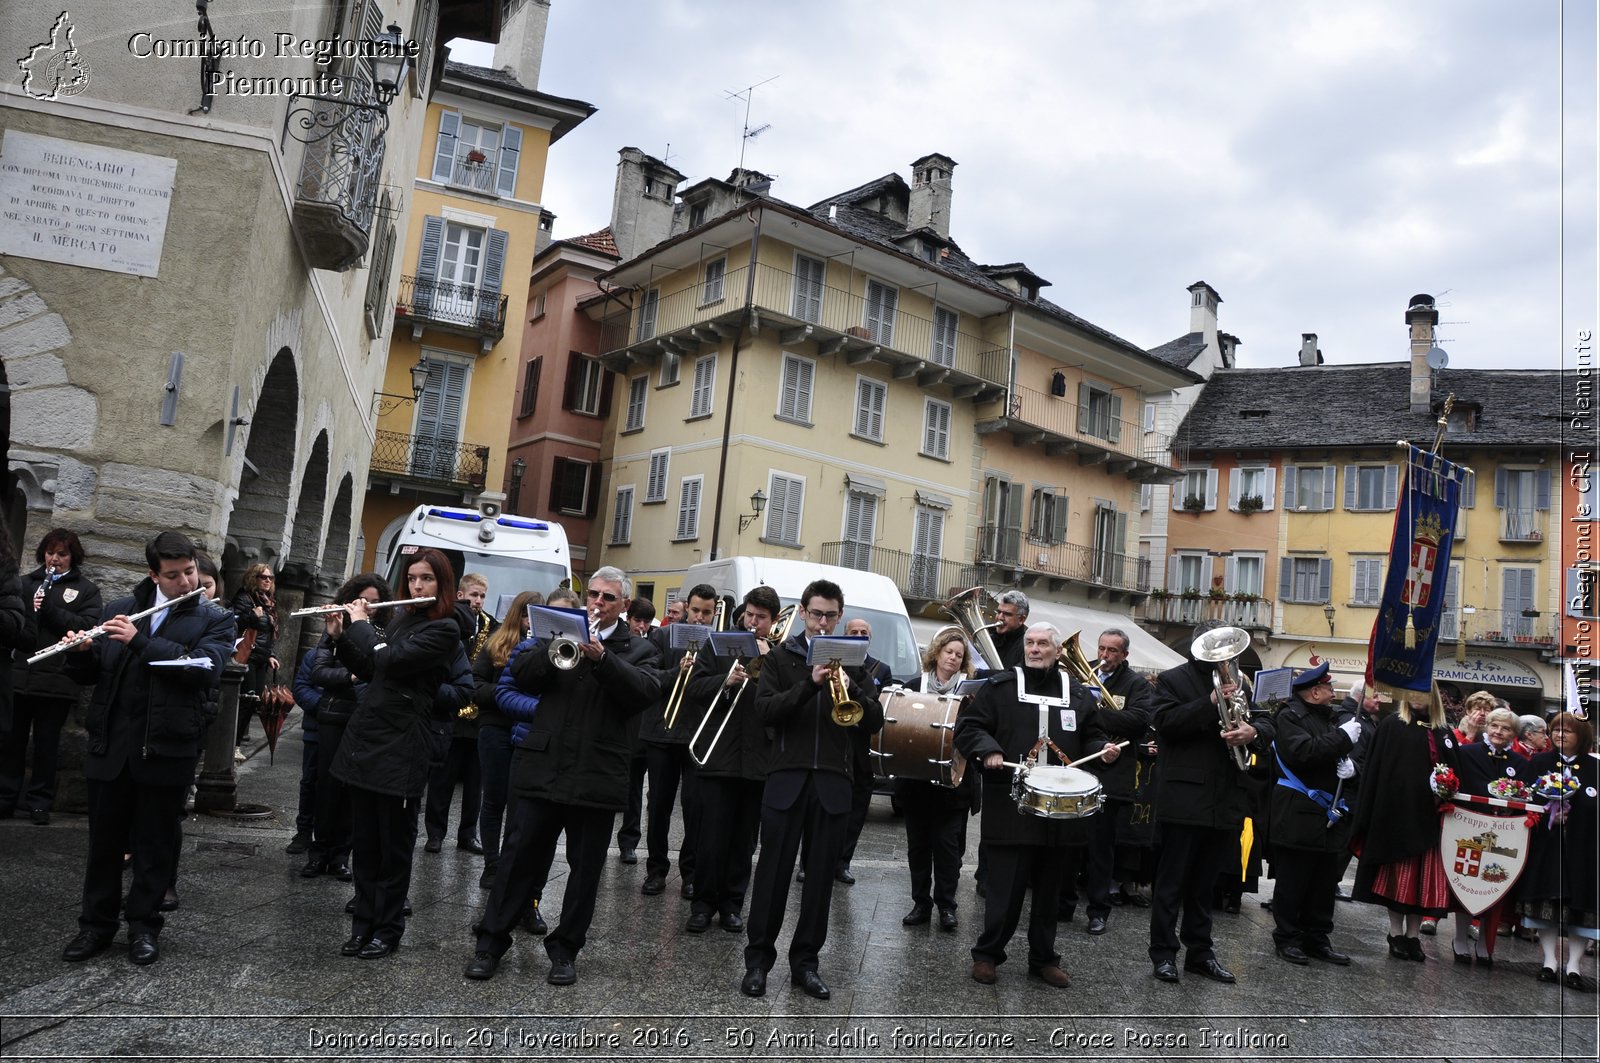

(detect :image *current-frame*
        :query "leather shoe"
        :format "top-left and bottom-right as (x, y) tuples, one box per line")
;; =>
(1538, 966), (1559, 983)
(619, 848), (638, 864)
(547, 958), (577, 986)
(1567, 971), (1592, 991)
(423, 837), (443, 854)
(835, 867), (855, 885)
(157, 888), (180, 912)
(332, 863), (352, 882)
(523, 901), (548, 935)
(681, 881), (695, 899)
(1152, 960), (1180, 983)
(938, 908), (959, 931)
(1306, 945), (1350, 965)
(791, 969), (830, 1000)
(1086, 915), (1108, 936)
(457, 837), (483, 855)
(1184, 957), (1236, 983)
(299, 859), (324, 879)
(339, 936), (367, 957)
(1333, 885), (1352, 902)
(1029, 964), (1070, 988)
(285, 831), (311, 854)
(685, 912), (711, 934)
(971, 960), (998, 984)
(357, 938), (397, 959)
(463, 951), (499, 980)
(62, 930), (114, 962)
(902, 904), (932, 926)
(128, 933), (159, 966)
(719, 912), (744, 932)
(641, 874), (666, 896)
(1276, 945), (1310, 966)
(740, 967), (767, 997)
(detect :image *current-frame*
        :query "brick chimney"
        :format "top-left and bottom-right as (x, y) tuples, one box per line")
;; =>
(610, 147), (685, 261)
(907, 153), (956, 238)
(1406, 293), (1438, 413)
(1299, 333), (1323, 366)
(493, 0), (551, 88)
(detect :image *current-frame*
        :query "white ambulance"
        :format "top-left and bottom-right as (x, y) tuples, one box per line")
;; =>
(381, 500), (572, 609)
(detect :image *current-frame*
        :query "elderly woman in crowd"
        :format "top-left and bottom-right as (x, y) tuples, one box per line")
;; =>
(1515, 712), (1597, 991)
(1451, 706), (1532, 966)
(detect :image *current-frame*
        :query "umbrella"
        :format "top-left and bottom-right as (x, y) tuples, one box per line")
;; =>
(254, 680), (296, 764)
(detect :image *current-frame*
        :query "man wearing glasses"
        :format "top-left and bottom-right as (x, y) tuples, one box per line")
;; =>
(740, 579), (883, 1001)
(464, 566), (661, 986)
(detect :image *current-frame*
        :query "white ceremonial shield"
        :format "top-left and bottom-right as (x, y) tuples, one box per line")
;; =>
(1440, 802), (1533, 915)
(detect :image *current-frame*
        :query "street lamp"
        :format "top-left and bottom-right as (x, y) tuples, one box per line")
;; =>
(738, 488), (768, 532)
(281, 24), (413, 145)
(509, 457), (526, 514)
(1322, 603), (1336, 637)
(372, 361), (430, 416)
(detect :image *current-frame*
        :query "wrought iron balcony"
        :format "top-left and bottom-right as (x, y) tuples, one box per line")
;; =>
(1136, 594), (1275, 631)
(975, 525), (1150, 597)
(439, 149), (500, 195)
(818, 542), (982, 603)
(290, 79), (386, 272)
(1498, 508), (1545, 544)
(394, 275), (508, 348)
(977, 383), (1184, 481)
(1444, 607), (1555, 646)
(369, 430), (489, 490)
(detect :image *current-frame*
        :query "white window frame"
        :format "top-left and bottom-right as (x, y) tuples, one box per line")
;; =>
(922, 398), (951, 459)
(1228, 467), (1276, 512)
(658, 350), (680, 388)
(644, 448), (670, 504)
(674, 476), (704, 541)
(623, 376), (648, 432)
(689, 355), (716, 419)
(853, 376), (887, 442)
(1344, 463), (1400, 512)
(568, 357), (604, 416)
(1350, 554), (1385, 606)
(610, 485), (634, 545)
(1028, 487), (1068, 546)
(1227, 552), (1266, 597)
(764, 471), (805, 547)
(776, 353), (815, 425)
(1174, 467), (1219, 512)
(700, 257), (726, 306)
(1284, 464), (1338, 512)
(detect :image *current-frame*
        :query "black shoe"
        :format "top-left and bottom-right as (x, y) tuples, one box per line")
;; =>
(523, 901), (548, 935)
(685, 912), (711, 934)
(741, 967), (767, 997)
(1276, 945), (1310, 966)
(1405, 936), (1426, 962)
(547, 958), (577, 986)
(1567, 971), (1593, 992)
(299, 859), (325, 879)
(1126, 890), (1150, 908)
(1306, 945), (1352, 966)
(1184, 957), (1236, 984)
(619, 848), (638, 864)
(463, 951), (499, 980)
(1086, 916), (1108, 936)
(357, 938), (397, 959)
(478, 866), (496, 890)
(1152, 960), (1180, 983)
(835, 867), (855, 885)
(1538, 966), (1559, 983)
(641, 874), (666, 896)
(1057, 908), (1076, 924)
(938, 908), (959, 931)
(1453, 949), (1473, 965)
(720, 911), (744, 932)
(402, 899), (413, 917)
(902, 904), (932, 926)
(339, 936), (367, 957)
(286, 831), (311, 855)
(1475, 952), (1493, 969)
(62, 930), (114, 962)
(345, 897), (356, 914)
(457, 837), (483, 855)
(1108, 890), (1125, 907)
(30, 808), (50, 826)
(1333, 885), (1352, 902)
(681, 881), (695, 899)
(128, 933), (159, 966)
(332, 863), (352, 882)
(796, 868), (806, 883)
(792, 969), (830, 1000)
(424, 837), (443, 854)
(157, 888), (179, 912)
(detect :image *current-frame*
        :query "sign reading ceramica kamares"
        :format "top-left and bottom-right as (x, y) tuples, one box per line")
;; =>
(0, 131), (176, 278)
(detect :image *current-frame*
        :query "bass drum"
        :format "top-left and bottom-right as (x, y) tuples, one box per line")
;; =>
(870, 687), (966, 789)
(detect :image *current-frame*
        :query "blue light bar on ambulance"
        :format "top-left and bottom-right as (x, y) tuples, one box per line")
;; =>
(426, 508), (480, 522)
(496, 517), (549, 530)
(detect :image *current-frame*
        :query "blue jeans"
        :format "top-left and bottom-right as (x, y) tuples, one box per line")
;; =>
(477, 725), (514, 868)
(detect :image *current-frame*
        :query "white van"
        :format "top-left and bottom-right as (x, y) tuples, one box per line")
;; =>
(382, 501), (572, 608)
(681, 556), (919, 680)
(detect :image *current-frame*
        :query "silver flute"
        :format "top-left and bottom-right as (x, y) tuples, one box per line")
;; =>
(28, 586), (209, 664)
(288, 595), (436, 618)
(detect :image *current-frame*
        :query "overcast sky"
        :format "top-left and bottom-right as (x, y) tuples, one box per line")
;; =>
(452, 0), (1595, 373)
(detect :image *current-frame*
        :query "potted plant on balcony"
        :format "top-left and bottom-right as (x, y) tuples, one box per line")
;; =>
(1182, 494), (1206, 512)
(1237, 494), (1264, 514)
(465, 149), (487, 165)
(1148, 588), (1170, 601)
(1179, 587), (1202, 601)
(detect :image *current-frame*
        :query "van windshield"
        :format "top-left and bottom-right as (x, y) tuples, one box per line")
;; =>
(386, 550), (568, 616)
(761, 598), (919, 682)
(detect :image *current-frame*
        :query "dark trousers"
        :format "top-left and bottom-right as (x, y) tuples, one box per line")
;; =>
(691, 776), (763, 918)
(973, 843), (1065, 968)
(615, 748), (646, 852)
(1148, 823), (1227, 964)
(836, 765), (875, 869)
(238, 662), (266, 743)
(476, 797), (615, 962)
(744, 774), (848, 975)
(347, 786), (419, 947)
(307, 718), (352, 868)
(1270, 844), (1342, 951)
(0, 695), (72, 812)
(424, 736), (481, 844)
(477, 725), (513, 868)
(294, 732), (317, 834)
(1085, 799), (1127, 919)
(644, 742), (697, 879)
(80, 768), (187, 938)
(901, 785), (967, 911)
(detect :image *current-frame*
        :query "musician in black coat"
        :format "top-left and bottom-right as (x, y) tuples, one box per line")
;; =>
(60, 532), (234, 967)
(1145, 620), (1274, 985)
(833, 616), (893, 883)
(465, 566), (662, 986)
(987, 589), (1029, 671)
(1514, 712), (1598, 988)
(954, 622), (1117, 988)
(1081, 628), (1152, 935)
(740, 579), (882, 1001)
(1267, 662), (1358, 966)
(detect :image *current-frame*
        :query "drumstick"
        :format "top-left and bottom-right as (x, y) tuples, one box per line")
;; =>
(999, 741), (1130, 773)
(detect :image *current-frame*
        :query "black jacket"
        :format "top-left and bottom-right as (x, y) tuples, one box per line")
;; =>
(229, 587), (276, 668)
(469, 648), (515, 730)
(1516, 751), (1597, 911)
(754, 633), (882, 782)
(1269, 693), (1356, 852)
(1351, 714), (1461, 870)
(506, 623), (662, 809)
(0, 572), (27, 729)
(330, 609), (462, 799)
(989, 625), (1026, 672)
(954, 666), (1108, 846)
(1456, 738), (1532, 797)
(67, 579), (235, 785)
(1083, 661), (1152, 801)
(684, 643), (769, 781)
(12, 565), (102, 702)
(1148, 659), (1275, 830)
(301, 632), (370, 726)
(640, 638), (707, 746)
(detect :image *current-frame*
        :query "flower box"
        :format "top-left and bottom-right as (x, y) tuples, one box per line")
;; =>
(465, 149), (488, 165)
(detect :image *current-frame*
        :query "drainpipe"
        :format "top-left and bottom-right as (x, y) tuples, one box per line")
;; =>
(708, 204), (764, 561)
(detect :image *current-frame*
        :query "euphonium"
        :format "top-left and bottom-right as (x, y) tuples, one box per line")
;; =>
(1189, 625), (1254, 771)
(829, 660), (863, 727)
(942, 587), (1004, 672)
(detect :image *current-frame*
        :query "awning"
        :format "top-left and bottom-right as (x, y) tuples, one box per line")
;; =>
(911, 601), (1185, 675)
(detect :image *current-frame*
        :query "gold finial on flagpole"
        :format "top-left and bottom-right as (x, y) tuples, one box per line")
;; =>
(1430, 393), (1455, 455)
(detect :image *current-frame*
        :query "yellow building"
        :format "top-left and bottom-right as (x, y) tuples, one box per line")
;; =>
(358, 14), (592, 571)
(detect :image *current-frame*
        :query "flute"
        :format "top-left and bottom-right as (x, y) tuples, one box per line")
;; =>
(288, 596), (436, 618)
(27, 586), (209, 664)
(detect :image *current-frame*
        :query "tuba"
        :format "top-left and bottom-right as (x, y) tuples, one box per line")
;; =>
(1057, 632), (1121, 713)
(942, 587), (1004, 672)
(1189, 625), (1254, 771)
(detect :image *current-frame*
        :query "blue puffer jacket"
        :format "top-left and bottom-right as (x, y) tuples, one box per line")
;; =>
(496, 638), (542, 745)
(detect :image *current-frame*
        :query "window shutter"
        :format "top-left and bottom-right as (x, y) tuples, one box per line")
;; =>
(1282, 467), (1298, 510)
(1279, 557), (1294, 601)
(548, 458), (566, 512)
(764, 476), (787, 540)
(1172, 480), (1186, 511)
(417, 215), (444, 281)
(583, 462), (600, 517)
(562, 355), (581, 411)
(1343, 465), (1358, 510)
(1228, 469), (1241, 509)
(431, 111), (460, 182)
(1168, 555), (1182, 591)
(1225, 555), (1238, 592)
(793, 256), (824, 322)
(1384, 464), (1399, 509)
(598, 368), (614, 418)
(1004, 480), (1024, 561)
(1262, 469), (1277, 510)
(646, 451), (668, 502)
(1205, 469), (1219, 510)
(676, 479), (701, 539)
(1109, 394), (1123, 443)
(1076, 383), (1091, 434)
(1054, 494), (1071, 545)
(495, 124), (522, 197)
(1029, 490), (1046, 541)
(1495, 467), (1508, 508)
(1353, 559), (1369, 603)
(1318, 558), (1333, 603)
(519, 357), (542, 417)
(1461, 471), (1477, 508)
(478, 227), (508, 324)
(1535, 468), (1552, 510)
(1321, 466), (1336, 511)
(1113, 510), (1128, 554)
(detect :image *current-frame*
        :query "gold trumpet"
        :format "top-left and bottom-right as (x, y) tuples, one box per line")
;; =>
(662, 599), (726, 729)
(829, 659), (864, 727)
(1057, 631), (1121, 713)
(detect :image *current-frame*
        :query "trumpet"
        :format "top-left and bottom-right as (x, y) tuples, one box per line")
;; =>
(549, 607), (600, 670)
(27, 586), (209, 664)
(1190, 625), (1254, 771)
(662, 599), (726, 730)
(288, 596), (436, 618)
(829, 659), (864, 727)
(689, 604), (797, 766)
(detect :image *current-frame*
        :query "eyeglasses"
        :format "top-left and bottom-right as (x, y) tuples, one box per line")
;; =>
(805, 609), (840, 621)
(586, 589), (620, 604)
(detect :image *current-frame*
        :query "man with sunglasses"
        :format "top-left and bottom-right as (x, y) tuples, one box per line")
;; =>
(740, 579), (883, 1001)
(464, 567), (661, 986)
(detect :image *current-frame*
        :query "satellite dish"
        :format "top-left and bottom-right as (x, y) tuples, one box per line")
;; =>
(1425, 347), (1449, 371)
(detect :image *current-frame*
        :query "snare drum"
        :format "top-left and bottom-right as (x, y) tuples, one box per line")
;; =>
(1014, 765), (1103, 819)
(871, 688), (967, 788)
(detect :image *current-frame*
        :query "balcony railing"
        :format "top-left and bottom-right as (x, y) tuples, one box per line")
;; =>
(289, 80), (386, 271)
(439, 149), (500, 194)
(819, 542), (983, 601)
(1449, 608), (1555, 646)
(1499, 508), (1545, 544)
(1137, 595), (1275, 630)
(599, 262), (1010, 393)
(975, 525), (1150, 595)
(370, 430), (489, 489)
(394, 275), (508, 345)
(992, 383), (1182, 473)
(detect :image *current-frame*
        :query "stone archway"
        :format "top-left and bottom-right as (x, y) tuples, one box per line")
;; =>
(283, 431), (329, 665)
(322, 473), (355, 580)
(224, 348), (299, 591)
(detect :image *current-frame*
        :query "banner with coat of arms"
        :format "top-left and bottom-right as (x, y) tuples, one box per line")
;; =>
(1440, 801), (1532, 915)
(1368, 444), (1469, 703)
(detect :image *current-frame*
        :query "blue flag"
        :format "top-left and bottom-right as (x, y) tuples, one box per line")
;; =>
(1368, 446), (1468, 701)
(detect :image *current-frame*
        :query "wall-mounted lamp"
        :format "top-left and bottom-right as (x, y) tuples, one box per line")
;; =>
(373, 360), (430, 416)
(281, 24), (412, 144)
(1322, 603), (1336, 637)
(739, 488), (768, 532)
(508, 457), (526, 513)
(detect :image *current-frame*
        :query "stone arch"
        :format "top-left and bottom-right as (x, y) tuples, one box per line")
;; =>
(283, 431), (330, 664)
(322, 473), (355, 581)
(224, 348), (299, 590)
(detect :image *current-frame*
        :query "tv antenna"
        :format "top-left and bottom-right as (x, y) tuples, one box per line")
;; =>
(725, 75), (779, 171)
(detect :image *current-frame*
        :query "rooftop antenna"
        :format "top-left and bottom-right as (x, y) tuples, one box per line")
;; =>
(724, 75), (779, 171)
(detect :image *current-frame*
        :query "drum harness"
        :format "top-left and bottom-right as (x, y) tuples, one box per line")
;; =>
(1009, 667), (1074, 809)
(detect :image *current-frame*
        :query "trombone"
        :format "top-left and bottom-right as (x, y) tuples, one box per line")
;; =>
(662, 599), (726, 729)
(689, 604), (797, 766)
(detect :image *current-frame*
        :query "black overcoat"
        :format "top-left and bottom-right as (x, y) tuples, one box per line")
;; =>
(755, 633), (882, 783)
(1515, 751), (1597, 912)
(1083, 661), (1151, 801)
(1269, 693), (1356, 852)
(1148, 660), (1274, 830)
(1351, 714), (1461, 894)
(13, 565), (102, 703)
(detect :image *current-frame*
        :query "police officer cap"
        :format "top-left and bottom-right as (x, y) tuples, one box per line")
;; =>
(1291, 661), (1331, 689)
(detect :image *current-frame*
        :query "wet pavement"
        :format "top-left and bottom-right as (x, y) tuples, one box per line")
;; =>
(0, 720), (1595, 1061)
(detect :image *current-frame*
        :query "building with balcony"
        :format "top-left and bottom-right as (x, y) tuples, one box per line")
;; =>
(358, 1), (593, 572)
(1140, 292), (1576, 713)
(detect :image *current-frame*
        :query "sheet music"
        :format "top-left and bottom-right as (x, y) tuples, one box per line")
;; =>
(668, 622), (712, 652)
(709, 631), (759, 658)
(1253, 667), (1293, 706)
(805, 635), (869, 667)
(955, 678), (989, 697)
(527, 605), (590, 645)
(494, 593), (518, 622)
